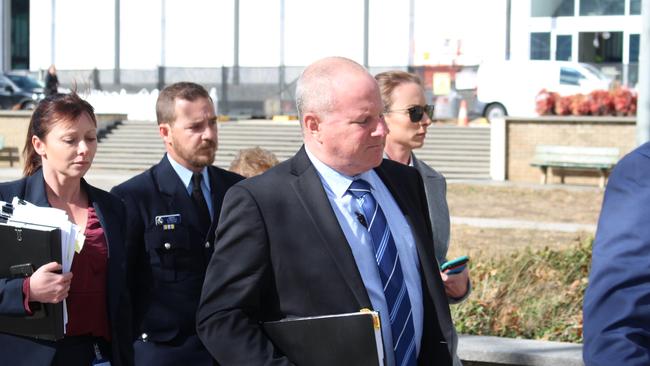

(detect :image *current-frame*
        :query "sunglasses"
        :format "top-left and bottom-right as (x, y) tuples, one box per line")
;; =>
(385, 104), (435, 123)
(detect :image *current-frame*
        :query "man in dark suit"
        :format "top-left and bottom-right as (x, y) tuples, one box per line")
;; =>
(111, 82), (243, 365)
(583, 142), (650, 366)
(197, 57), (456, 365)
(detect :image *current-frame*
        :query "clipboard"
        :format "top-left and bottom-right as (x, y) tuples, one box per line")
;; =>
(0, 221), (64, 341)
(263, 310), (384, 366)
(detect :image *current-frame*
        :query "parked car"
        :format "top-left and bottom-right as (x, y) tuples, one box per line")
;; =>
(0, 73), (45, 110)
(475, 61), (612, 121)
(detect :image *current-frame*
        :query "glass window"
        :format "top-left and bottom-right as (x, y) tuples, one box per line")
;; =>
(578, 31), (623, 63)
(630, 0), (641, 14)
(10, 0), (29, 70)
(530, 33), (551, 60)
(531, 0), (574, 16)
(556, 35), (572, 61)
(560, 67), (586, 86)
(579, 0), (624, 16)
(629, 34), (640, 63)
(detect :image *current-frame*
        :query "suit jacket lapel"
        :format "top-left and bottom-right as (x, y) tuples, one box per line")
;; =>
(154, 156), (203, 232)
(289, 147), (372, 309)
(207, 167), (226, 240)
(23, 169), (50, 206)
(374, 162), (454, 338)
(412, 155), (436, 226)
(413, 155), (450, 263)
(85, 181), (124, 323)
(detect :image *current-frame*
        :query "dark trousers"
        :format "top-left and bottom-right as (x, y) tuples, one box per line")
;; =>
(133, 334), (212, 366)
(52, 335), (111, 366)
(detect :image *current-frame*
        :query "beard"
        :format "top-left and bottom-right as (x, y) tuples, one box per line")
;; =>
(171, 138), (217, 169)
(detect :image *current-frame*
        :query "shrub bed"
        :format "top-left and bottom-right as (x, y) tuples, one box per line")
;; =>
(536, 88), (636, 116)
(451, 237), (592, 343)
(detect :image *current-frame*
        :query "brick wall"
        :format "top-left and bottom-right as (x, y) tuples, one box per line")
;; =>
(506, 116), (636, 186)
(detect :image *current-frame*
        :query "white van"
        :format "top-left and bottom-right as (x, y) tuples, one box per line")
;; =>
(475, 61), (612, 121)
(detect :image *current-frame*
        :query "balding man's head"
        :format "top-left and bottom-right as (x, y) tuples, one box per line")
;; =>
(297, 57), (388, 176)
(295, 57), (372, 119)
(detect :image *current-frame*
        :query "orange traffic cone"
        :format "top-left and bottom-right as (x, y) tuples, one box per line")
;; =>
(457, 100), (468, 126)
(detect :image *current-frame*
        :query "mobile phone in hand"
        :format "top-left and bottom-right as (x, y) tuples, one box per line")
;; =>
(440, 255), (469, 275)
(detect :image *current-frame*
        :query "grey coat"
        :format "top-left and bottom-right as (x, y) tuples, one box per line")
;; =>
(412, 154), (451, 265)
(413, 154), (467, 366)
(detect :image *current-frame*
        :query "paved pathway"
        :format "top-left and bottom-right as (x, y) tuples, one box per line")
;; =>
(451, 216), (596, 233)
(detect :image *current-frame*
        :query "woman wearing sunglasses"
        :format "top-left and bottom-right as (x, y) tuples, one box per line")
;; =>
(376, 71), (471, 305)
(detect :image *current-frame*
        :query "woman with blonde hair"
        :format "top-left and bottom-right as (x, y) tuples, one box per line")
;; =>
(377, 70), (469, 365)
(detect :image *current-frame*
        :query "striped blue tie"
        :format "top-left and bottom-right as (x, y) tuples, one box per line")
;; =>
(348, 179), (417, 366)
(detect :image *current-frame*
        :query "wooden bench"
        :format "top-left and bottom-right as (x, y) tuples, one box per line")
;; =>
(530, 145), (619, 188)
(0, 146), (19, 167)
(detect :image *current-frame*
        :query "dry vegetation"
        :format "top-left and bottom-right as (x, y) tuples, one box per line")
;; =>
(443, 183), (602, 343)
(447, 183), (603, 224)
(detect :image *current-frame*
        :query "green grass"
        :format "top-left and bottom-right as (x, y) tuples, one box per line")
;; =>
(451, 237), (592, 343)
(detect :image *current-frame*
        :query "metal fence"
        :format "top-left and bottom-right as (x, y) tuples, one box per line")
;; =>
(43, 63), (638, 118)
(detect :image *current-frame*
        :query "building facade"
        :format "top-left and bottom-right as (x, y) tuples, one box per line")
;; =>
(510, 0), (642, 86)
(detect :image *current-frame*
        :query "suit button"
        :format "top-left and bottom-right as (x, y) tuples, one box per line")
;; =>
(205, 241), (210, 248)
(141, 333), (148, 342)
(164, 242), (171, 250)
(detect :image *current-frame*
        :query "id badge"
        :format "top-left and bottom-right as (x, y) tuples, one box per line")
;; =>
(155, 214), (182, 230)
(92, 343), (111, 366)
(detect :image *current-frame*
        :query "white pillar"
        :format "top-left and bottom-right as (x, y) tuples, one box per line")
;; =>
(50, 0), (56, 66)
(490, 118), (506, 181)
(637, 0), (650, 145)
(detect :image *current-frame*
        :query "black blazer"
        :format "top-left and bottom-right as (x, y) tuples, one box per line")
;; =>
(0, 169), (133, 366)
(110, 156), (243, 360)
(196, 147), (456, 365)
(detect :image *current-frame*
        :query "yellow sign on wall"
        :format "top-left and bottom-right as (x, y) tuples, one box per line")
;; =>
(432, 72), (451, 96)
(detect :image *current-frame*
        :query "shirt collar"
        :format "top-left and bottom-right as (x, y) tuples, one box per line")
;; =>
(166, 154), (210, 193)
(305, 146), (376, 198)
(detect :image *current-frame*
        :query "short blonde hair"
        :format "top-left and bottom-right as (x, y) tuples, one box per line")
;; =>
(229, 147), (279, 178)
(374, 71), (423, 111)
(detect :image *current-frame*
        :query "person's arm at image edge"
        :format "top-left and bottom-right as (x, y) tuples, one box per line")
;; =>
(583, 151), (650, 366)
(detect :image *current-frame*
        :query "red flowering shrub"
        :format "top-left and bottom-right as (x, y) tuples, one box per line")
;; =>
(554, 95), (572, 116)
(588, 90), (614, 116)
(570, 94), (591, 116)
(535, 87), (636, 116)
(612, 87), (637, 116)
(535, 89), (559, 115)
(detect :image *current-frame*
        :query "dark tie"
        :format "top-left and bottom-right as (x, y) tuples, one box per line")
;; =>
(191, 172), (211, 230)
(348, 179), (417, 366)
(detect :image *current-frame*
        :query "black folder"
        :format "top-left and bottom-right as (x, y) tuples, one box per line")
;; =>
(263, 311), (384, 366)
(0, 222), (64, 341)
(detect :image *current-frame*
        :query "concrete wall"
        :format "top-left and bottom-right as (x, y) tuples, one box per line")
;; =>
(500, 116), (636, 185)
(458, 334), (583, 366)
(0, 111), (126, 167)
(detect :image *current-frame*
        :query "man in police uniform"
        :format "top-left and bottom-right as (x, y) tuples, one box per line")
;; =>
(111, 82), (243, 365)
